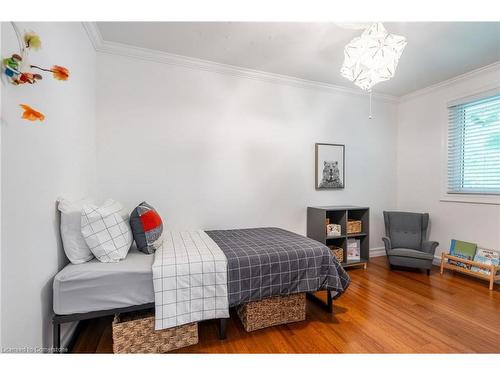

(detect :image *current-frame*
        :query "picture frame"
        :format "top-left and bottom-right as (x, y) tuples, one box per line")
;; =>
(315, 143), (345, 189)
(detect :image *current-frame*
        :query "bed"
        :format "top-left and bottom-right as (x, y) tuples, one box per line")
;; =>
(206, 227), (350, 306)
(53, 248), (154, 315)
(52, 227), (350, 351)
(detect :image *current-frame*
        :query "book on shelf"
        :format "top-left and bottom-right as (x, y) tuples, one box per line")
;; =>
(471, 248), (500, 275)
(347, 238), (360, 261)
(448, 239), (477, 269)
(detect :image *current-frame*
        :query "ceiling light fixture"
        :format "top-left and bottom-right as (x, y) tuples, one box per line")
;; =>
(340, 22), (407, 119)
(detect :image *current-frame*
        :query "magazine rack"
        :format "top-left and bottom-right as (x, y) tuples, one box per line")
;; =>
(440, 253), (500, 290)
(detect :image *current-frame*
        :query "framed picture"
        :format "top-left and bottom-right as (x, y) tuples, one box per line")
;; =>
(315, 143), (345, 189)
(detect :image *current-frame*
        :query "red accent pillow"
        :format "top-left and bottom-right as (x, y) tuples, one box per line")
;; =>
(140, 210), (162, 232)
(129, 202), (163, 254)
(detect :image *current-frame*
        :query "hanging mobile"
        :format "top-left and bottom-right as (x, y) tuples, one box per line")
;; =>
(2, 22), (71, 121)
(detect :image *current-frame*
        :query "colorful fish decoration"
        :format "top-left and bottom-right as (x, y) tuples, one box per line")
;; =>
(3, 54), (22, 81)
(24, 31), (42, 50)
(51, 65), (69, 81)
(30, 64), (70, 81)
(2, 24), (71, 122)
(20, 104), (45, 122)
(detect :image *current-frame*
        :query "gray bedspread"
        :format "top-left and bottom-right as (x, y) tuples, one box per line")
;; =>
(206, 227), (350, 307)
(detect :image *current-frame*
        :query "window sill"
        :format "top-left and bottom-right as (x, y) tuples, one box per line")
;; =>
(440, 194), (500, 205)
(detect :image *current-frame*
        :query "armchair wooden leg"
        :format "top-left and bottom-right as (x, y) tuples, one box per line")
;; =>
(427, 269), (431, 276)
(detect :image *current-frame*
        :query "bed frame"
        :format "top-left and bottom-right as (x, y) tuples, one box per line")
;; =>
(52, 304), (228, 353)
(53, 293), (333, 353)
(53, 293), (331, 353)
(52, 291), (333, 353)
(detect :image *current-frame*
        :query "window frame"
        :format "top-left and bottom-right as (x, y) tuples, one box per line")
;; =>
(441, 86), (500, 205)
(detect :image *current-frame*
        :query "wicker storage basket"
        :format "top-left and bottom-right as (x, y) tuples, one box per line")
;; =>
(329, 245), (344, 262)
(347, 220), (362, 234)
(112, 311), (198, 353)
(237, 293), (306, 332)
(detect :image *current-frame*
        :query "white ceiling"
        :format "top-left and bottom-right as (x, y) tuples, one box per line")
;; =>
(96, 22), (500, 96)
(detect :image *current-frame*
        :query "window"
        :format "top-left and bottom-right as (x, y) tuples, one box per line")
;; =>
(448, 92), (500, 195)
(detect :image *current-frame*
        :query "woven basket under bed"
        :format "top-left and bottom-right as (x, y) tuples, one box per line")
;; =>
(112, 310), (198, 353)
(237, 293), (306, 332)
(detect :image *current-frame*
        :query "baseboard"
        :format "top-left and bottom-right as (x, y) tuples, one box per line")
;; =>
(433, 254), (442, 266)
(370, 247), (386, 258)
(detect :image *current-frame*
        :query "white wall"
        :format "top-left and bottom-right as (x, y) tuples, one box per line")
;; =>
(96, 52), (399, 250)
(397, 64), (500, 258)
(1, 22), (97, 350)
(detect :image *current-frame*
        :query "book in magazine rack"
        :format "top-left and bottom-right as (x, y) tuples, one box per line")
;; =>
(440, 253), (500, 290)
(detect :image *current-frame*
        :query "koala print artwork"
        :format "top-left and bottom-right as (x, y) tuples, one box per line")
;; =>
(315, 143), (345, 189)
(319, 161), (342, 188)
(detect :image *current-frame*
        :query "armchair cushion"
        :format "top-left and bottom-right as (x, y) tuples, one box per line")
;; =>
(388, 248), (434, 261)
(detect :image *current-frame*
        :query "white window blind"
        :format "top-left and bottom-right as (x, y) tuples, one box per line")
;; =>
(448, 92), (500, 195)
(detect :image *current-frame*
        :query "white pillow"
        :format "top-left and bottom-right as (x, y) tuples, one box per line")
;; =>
(81, 200), (132, 263)
(58, 197), (95, 264)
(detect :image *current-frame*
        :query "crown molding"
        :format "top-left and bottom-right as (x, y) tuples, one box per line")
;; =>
(82, 22), (399, 103)
(82, 22), (500, 103)
(400, 60), (500, 103)
(82, 21), (103, 50)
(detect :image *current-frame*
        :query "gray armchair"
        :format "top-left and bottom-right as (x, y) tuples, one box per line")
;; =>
(382, 211), (438, 274)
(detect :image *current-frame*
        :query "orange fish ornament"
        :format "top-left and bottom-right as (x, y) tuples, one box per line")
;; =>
(51, 65), (69, 81)
(20, 104), (45, 122)
(30, 64), (70, 81)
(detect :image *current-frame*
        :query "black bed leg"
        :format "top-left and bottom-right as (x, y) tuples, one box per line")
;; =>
(53, 321), (61, 353)
(218, 318), (227, 340)
(306, 292), (333, 313)
(327, 292), (333, 313)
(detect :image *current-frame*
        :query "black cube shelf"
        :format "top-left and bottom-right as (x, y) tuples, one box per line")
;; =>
(307, 205), (370, 269)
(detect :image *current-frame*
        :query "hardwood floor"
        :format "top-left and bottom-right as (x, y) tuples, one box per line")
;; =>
(71, 256), (500, 353)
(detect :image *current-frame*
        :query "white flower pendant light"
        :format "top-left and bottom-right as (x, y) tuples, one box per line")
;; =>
(340, 22), (407, 118)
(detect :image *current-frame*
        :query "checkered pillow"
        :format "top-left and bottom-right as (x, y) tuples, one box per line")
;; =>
(129, 202), (163, 254)
(81, 200), (133, 262)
